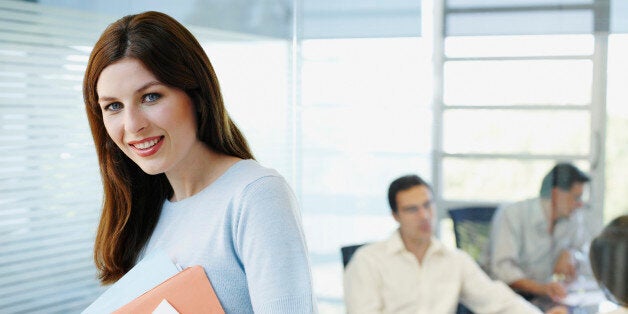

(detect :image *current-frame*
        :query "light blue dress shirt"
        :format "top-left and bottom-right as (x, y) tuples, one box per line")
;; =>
(486, 197), (591, 284)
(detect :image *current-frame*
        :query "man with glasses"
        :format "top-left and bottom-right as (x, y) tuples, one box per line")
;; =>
(343, 174), (550, 313)
(486, 163), (591, 303)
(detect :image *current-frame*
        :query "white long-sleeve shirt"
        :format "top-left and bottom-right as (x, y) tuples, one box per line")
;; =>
(344, 231), (541, 314)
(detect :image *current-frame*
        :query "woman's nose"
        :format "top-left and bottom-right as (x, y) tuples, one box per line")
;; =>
(124, 106), (148, 133)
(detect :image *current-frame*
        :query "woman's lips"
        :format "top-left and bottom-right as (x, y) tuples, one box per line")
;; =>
(128, 136), (164, 157)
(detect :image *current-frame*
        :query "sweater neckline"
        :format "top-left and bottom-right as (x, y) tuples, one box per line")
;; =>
(163, 159), (251, 209)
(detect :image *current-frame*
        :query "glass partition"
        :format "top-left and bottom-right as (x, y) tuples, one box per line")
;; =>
(4, 0), (628, 313)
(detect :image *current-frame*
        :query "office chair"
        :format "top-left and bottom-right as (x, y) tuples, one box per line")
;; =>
(448, 206), (498, 262)
(450, 206), (537, 303)
(448, 206), (498, 314)
(340, 243), (366, 268)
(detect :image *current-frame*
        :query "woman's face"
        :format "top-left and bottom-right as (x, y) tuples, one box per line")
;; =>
(96, 58), (200, 175)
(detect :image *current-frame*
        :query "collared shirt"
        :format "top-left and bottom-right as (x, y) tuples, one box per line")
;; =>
(343, 231), (541, 314)
(602, 307), (628, 314)
(486, 197), (590, 284)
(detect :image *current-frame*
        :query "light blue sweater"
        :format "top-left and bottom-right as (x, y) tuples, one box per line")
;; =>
(141, 160), (317, 313)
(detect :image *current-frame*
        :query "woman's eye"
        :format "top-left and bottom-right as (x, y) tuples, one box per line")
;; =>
(142, 93), (161, 103)
(104, 102), (123, 112)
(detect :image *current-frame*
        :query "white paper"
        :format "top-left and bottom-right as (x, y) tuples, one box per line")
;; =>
(566, 275), (600, 293)
(561, 289), (607, 307)
(82, 250), (179, 314)
(152, 299), (180, 314)
(560, 276), (607, 307)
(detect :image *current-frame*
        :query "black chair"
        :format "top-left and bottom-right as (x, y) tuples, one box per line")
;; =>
(341, 243), (366, 268)
(448, 206), (498, 263)
(448, 206), (498, 314)
(449, 206), (536, 304)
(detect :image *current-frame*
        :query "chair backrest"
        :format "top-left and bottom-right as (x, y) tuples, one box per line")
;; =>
(340, 244), (366, 268)
(448, 206), (498, 262)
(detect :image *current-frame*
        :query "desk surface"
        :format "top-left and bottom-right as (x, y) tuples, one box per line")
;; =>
(530, 277), (617, 314)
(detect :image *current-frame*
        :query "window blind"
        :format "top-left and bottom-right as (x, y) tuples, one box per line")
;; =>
(0, 0), (109, 312)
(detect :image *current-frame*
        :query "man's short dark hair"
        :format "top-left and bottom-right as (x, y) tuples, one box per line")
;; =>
(589, 215), (628, 306)
(539, 163), (590, 198)
(388, 175), (432, 213)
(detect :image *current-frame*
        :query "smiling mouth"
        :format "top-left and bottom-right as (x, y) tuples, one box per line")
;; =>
(131, 137), (162, 150)
(127, 136), (164, 158)
(129, 136), (162, 150)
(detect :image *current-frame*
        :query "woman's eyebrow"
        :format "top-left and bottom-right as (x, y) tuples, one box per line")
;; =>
(135, 80), (163, 93)
(98, 81), (163, 103)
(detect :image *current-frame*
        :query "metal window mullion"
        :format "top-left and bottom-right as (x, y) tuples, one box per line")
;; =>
(432, 0), (446, 219)
(445, 4), (595, 14)
(446, 55), (593, 62)
(588, 0), (610, 233)
(442, 153), (589, 161)
(444, 104), (591, 111)
(290, 0), (303, 198)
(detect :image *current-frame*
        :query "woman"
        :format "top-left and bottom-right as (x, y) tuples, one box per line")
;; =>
(83, 11), (316, 313)
(589, 215), (628, 314)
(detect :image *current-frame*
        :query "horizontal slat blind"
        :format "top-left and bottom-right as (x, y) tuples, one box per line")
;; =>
(0, 0), (110, 313)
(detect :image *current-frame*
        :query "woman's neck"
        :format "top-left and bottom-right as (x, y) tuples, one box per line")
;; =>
(166, 143), (241, 202)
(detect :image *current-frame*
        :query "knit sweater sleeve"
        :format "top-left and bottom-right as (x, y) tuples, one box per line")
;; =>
(232, 175), (317, 314)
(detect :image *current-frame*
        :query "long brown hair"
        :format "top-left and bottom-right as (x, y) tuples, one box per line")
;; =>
(83, 11), (254, 284)
(589, 215), (628, 306)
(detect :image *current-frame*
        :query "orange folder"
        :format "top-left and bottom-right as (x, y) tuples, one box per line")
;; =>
(113, 265), (225, 314)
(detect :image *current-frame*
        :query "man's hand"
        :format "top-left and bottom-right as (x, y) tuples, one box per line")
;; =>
(543, 282), (567, 302)
(553, 250), (576, 282)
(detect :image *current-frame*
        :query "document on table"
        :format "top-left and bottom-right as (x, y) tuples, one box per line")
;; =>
(82, 250), (180, 314)
(562, 276), (608, 307)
